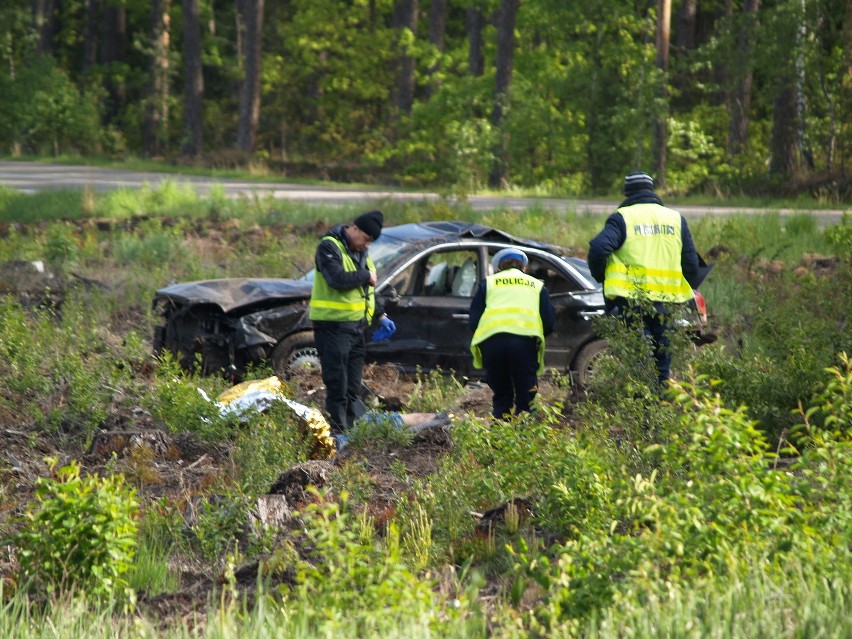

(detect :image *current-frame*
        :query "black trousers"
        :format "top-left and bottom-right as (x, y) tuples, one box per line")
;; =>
(608, 299), (674, 385)
(479, 333), (539, 419)
(314, 325), (367, 431)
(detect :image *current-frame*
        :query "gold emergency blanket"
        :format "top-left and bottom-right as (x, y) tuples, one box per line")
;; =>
(216, 376), (336, 459)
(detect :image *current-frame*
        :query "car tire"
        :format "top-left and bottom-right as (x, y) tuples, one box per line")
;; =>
(270, 332), (320, 376)
(572, 339), (608, 386)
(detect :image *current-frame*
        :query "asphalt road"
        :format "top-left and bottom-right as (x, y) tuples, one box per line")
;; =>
(1, 160), (847, 224)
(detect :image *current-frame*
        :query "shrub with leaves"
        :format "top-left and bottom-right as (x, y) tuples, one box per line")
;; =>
(512, 371), (845, 633)
(696, 254), (852, 443)
(790, 352), (852, 549)
(282, 490), (438, 634)
(13, 458), (138, 601)
(145, 353), (237, 442)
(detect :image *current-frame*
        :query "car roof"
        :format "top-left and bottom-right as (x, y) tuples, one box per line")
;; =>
(380, 221), (571, 255)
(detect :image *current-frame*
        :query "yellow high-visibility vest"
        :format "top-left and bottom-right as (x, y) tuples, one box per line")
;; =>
(470, 268), (546, 374)
(604, 203), (694, 303)
(309, 235), (376, 323)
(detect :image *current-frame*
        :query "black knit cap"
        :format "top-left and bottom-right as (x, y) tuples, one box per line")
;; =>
(623, 171), (655, 196)
(353, 210), (384, 240)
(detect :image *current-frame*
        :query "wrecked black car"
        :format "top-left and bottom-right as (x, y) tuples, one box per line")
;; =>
(152, 221), (709, 384)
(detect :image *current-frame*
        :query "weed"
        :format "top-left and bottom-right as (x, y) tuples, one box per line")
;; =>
(400, 501), (433, 570)
(188, 494), (251, 565)
(406, 367), (465, 413)
(284, 489), (438, 635)
(230, 404), (311, 495)
(145, 354), (238, 442)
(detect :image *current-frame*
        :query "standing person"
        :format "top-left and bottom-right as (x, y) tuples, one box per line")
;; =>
(587, 171), (700, 386)
(469, 248), (556, 418)
(309, 210), (396, 431)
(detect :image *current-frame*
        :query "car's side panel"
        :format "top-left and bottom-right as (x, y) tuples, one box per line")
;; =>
(369, 294), (443, 372)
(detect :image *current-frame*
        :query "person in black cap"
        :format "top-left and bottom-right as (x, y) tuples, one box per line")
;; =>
(469, 247), (556, 418)
(309, 210), (396, 431)
(588, 171), (701, 387)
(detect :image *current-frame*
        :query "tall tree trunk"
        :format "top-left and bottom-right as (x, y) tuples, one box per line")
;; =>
(488, 0), (519, 189)
(393, 0), (418, 117)
(144, 0), (171, 158)
(769, 76), (799, 178)
(466, 6), (485, 76)
(833, 0), (852, 175)
(233, 0), (246, 112)
(425, 0), (447, 99)
(675, 0), (697, 51)
(236, 0), (264, 153)
(727, 0), (760, 157)
(102, 2), (127, 124)
(794, 0), (813, 170)
(32, 0), (55, 54)
(182, 0), (204, 158)
(653, 0), (671, 189)
(83, 0), (99, 74)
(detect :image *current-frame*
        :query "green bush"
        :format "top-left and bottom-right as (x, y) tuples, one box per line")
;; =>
(0, 297), (121, 439)
(347, 411), (414, 450)
(283, 490), (439, 634)
(230, 404), (313, 495)
(512, 371), (847, 634)
(790, 352), (852, 542)
(12, 459), (138, 601)
(145, 354), (237, 442)
(696, 255), (852, 442)
(0, 56), (101, 155)
(189, 494), (251, 564)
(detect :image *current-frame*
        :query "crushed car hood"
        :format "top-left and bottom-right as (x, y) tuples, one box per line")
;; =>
(154, 278), (312, 313)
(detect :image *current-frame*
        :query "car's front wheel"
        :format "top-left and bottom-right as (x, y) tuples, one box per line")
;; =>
(270, 332), (320, 376)
(572, 339), (608, 387)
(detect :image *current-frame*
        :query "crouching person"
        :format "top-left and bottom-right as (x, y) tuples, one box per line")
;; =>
(469, 248), (556, 419)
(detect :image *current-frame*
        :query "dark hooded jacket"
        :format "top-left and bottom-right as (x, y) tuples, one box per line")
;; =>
(587, 190), (700, 312)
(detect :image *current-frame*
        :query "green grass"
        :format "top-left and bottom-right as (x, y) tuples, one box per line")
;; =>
(128, 538), (180, 596)
(583, 561), (851, 639)
(1, 560), (848, 639)
(0, 187), (86, 222)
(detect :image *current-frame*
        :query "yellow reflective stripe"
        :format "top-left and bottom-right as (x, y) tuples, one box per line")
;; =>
(477, 318), (540, 334)
(310, 299), (365, 311)
(483, 306), (539, 317)
(606, 272), (691, 287)
(606, 263), (684, 280)
(605, 278), (691, 296)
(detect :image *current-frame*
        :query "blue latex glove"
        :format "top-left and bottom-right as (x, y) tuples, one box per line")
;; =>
(371, 316), (396, 342)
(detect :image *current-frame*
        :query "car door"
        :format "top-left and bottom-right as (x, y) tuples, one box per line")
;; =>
(370, 247), (481, 375)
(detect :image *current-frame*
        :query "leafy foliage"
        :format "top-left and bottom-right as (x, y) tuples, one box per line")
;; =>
(145, 354), (238, 442)
(0, 56), (102, 156)
(511, 368), (850, 635)
(281, 489), (441, 635)
(12, 459), (138, 601)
